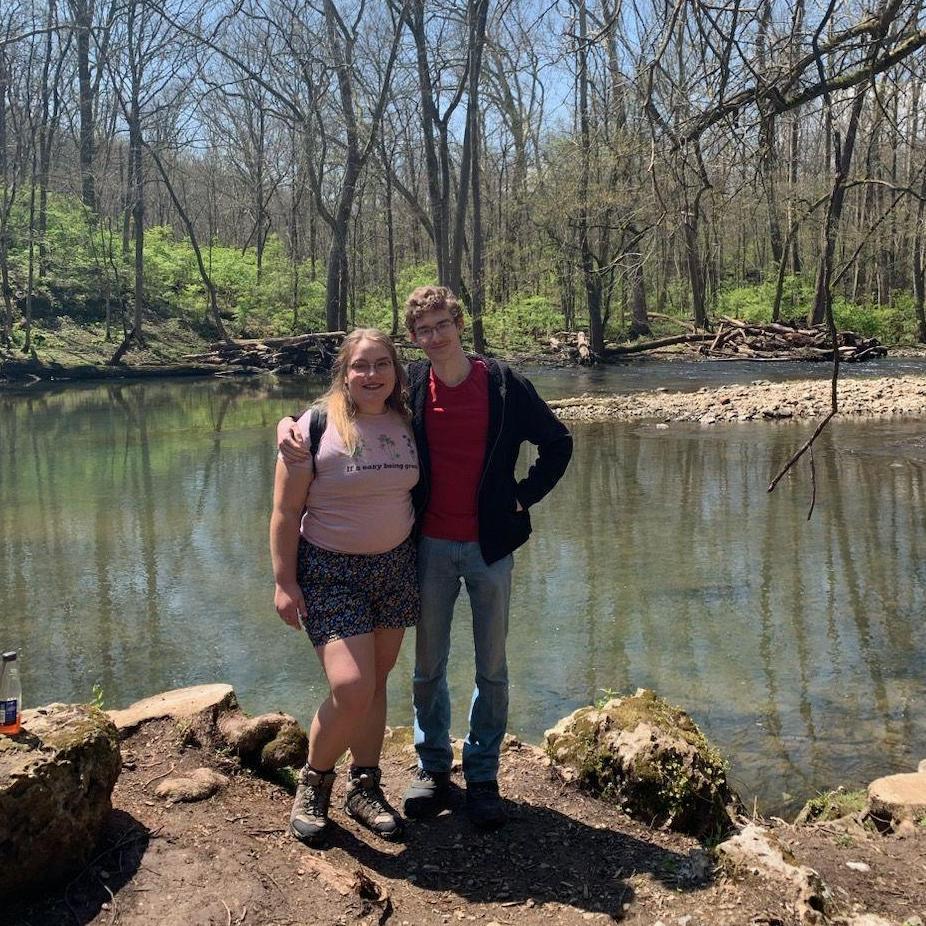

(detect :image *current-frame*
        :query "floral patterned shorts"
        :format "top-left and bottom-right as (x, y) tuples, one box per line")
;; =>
(296, 536), (419, 647)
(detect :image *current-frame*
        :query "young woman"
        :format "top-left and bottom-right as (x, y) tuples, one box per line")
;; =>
(269, 328), (419, 845)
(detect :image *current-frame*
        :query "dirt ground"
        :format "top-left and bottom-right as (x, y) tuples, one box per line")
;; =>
(8, 718), (926, 926)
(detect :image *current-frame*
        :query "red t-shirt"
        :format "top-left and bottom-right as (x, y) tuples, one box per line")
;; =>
(422, 359), (489, 541)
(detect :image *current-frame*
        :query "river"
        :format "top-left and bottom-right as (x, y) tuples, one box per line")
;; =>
(2, 360), (925, 815)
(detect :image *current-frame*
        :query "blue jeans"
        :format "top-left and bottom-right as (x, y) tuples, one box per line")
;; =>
(413, 537), (513, 783)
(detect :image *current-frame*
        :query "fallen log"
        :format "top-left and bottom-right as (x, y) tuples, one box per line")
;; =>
(186, 332), (345, 375)
(699, 320), (885, 362)
(603, 333), (716, 356)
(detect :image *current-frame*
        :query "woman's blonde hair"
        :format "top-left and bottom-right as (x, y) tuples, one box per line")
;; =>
(319, 328), (409, 455)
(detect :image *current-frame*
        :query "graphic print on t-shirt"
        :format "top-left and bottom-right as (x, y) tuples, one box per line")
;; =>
(343, 426), (419, 476)
(379, 433), (401, 460)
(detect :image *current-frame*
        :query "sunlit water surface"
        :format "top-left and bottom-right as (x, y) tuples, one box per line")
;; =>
(2, 362), (925, 815)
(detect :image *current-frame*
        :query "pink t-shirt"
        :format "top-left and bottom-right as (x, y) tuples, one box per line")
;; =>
(294, 409), (419, 554)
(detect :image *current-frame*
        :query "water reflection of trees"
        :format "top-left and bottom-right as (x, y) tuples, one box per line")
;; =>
(4, 388), (926, 812)
(0, 379), (323, 709)
(514, 419), (926, 811)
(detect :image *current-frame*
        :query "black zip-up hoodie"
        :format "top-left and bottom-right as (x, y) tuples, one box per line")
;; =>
(408, 356), (573, 565)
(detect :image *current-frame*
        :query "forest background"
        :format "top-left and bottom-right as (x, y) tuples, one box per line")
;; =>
(2, 0), (926, 366)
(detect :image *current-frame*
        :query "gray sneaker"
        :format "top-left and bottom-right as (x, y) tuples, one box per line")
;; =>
(290, 766), (336, 845)
(344, 767), (404, 840)
(402, 767), (451, 819)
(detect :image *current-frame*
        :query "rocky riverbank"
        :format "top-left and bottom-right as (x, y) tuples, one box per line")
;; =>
(6, 685), (926, 926)
(550, 375), (926, 424)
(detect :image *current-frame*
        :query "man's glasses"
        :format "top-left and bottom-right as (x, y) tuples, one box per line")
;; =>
(413, 319), (456, 341)
(349, 358), (394, 375)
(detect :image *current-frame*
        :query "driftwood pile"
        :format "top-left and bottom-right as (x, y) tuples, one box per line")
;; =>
(544, 331), (597, 365)
(542, 318), (887, 364)
(185, 332), (345, 374)
(697, 318), (887, 362)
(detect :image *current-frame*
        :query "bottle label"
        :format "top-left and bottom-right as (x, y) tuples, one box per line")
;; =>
(0, 699), (18, 724)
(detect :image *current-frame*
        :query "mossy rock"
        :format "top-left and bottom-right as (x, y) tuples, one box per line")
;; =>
(260, 722), (308, 772)
(0, 703), (122, 900)
(544, 688), (739, 837)
(794, 787), (868, 825)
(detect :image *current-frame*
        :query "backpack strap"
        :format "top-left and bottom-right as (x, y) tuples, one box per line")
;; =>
(308, 407), (327, 476)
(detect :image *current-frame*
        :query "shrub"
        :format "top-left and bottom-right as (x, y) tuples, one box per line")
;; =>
(482, 294), (561, 350)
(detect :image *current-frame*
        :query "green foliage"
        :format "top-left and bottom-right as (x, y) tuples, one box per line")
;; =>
(90, 683), (105, 710)
(396, 262), (439, 297)
(145, 226), (197, 305)
(0, 190), (333, 340)
(4, 185), (923, 353)
(716, 278), (920, 344)
(270, 765), (300, 793)
(482, 294), (561, 350)
(715, 276), (815, 324)
(594, 687), (620, 708)
(832, 296), (914, 343)
(796, 787), (867, 825)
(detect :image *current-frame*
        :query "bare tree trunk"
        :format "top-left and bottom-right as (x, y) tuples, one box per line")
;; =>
(467, 0), (489, 354)
(683, 189), (708, 329)
(321, 0), (404, 331)
(380, 136), (400, 336)
(73, 0), (97, 211)
(36, 0), (58, 279)
(0, 48), (16, 347)
(756, 0), (783, 268)
(628, 250), (651, 338)
(24, 145), (38, 353)
(130, 110), (144, 344)
(914, 174), (926, 342)
(810, 87), (868, 326)
(576, 0), (603, 355)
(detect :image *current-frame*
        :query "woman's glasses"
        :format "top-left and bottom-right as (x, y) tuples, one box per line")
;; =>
(349, 358), (395, 376)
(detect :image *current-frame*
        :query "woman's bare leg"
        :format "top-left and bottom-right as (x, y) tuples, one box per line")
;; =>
(307, 632), (377, 770)
(347, 627), (406, 766)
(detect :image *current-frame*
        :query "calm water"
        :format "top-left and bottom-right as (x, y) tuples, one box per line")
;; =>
(2, 366), (925, 815)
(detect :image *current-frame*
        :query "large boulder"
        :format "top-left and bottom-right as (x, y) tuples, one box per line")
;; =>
(0, 703), (121, 900)
(544, 688), (738, 836)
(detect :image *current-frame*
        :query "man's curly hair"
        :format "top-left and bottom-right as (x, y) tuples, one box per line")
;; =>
(404, 285), (463, 333)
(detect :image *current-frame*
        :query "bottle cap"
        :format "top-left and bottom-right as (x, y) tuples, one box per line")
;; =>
(2, 652), (16, 661)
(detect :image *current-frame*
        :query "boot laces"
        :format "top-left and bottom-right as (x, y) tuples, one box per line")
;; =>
(299, 771), (331, 816)
(354, 773), (391, 817)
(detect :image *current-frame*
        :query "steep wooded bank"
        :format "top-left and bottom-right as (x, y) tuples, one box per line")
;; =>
(2, 0), (926, 361)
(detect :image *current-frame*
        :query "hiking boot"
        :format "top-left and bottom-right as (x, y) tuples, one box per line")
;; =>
(344, 767), (404, 840)
(289, 766), (336, 845)
(466, 780), (507, 830)
(403, 767), (451, 819)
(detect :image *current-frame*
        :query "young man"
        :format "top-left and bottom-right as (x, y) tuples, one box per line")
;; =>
(278, 286), (572, 829)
